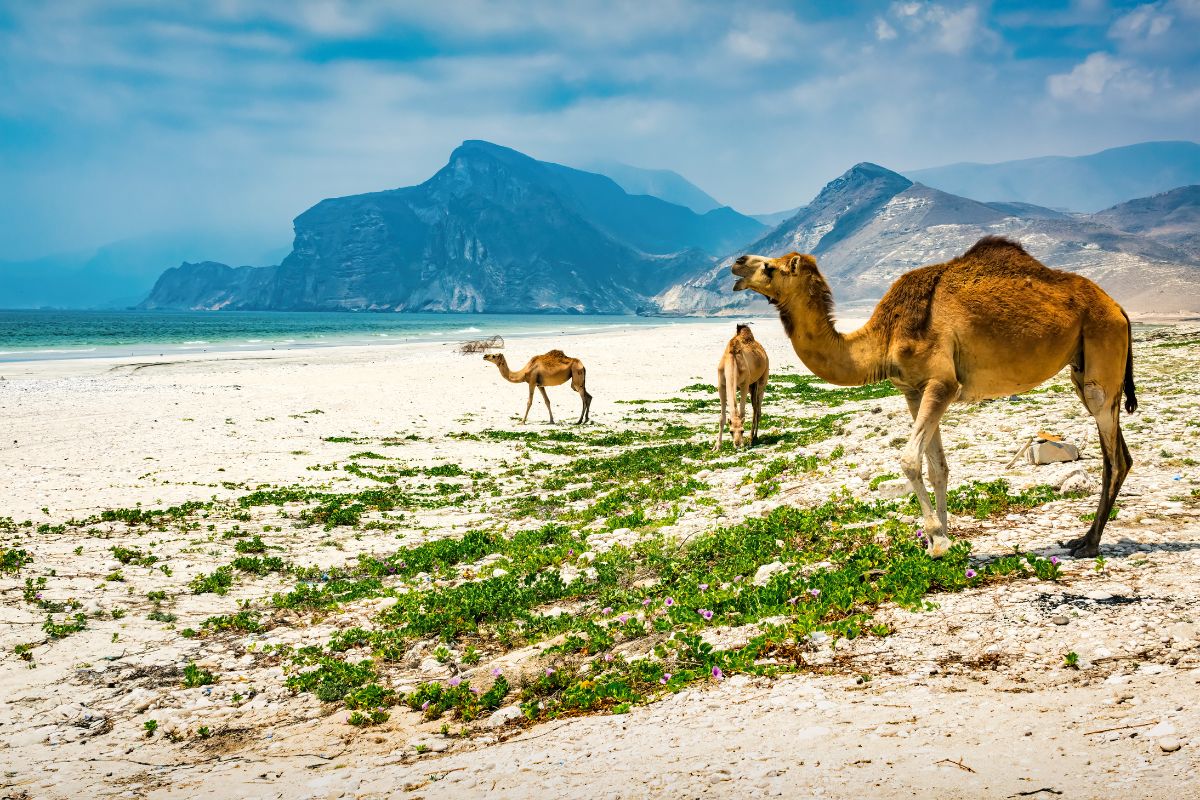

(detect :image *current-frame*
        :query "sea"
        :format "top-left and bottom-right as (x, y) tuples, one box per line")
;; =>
(0, 309), (715, 363)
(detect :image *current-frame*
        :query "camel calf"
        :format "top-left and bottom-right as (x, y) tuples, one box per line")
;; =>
(714, 324), (769, 450)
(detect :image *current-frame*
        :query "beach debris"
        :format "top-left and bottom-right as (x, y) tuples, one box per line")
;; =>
(1008, 431), (1081, 467)
(458, 335), (504, 354)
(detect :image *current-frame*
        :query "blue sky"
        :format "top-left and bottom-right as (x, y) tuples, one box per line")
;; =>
(1, 0), (1198, 261)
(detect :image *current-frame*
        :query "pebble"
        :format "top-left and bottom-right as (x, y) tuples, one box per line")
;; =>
(1051, 615), (1070, 625)
(1158, 737), (1182, 753)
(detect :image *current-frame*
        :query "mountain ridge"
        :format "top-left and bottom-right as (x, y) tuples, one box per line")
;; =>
(141, 141), (764, 314)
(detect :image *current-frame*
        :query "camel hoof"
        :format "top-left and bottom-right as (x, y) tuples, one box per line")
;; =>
(1069, 541), (1100, 559)
(1061, 536), (1087, 551)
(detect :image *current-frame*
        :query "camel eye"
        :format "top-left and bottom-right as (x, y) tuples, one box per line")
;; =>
(763, 265), (776, 278)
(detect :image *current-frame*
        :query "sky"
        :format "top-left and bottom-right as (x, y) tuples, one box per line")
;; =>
(2, 0), (1199, 261)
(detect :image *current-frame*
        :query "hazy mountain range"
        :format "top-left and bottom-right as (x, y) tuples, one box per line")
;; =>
(905, 141), (1200, 214)
(7, 139), (1200, 315)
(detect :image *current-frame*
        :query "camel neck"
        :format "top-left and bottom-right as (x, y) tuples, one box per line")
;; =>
(776, 294), (884, 387)
(494, 359), (526, 383)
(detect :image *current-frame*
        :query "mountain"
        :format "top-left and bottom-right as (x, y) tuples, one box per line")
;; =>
(0, 231), (286, 309)
(583, 160), (723, 214)
(1091, 185), (1200, 259)
(905, 141), (1200, 213)
(659, 162), (1200, 316)
(751, 207), (804, 227)
(141, 141), (766, 314)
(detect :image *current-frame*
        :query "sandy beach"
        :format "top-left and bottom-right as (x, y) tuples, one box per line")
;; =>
(2, 316), (1199, 799)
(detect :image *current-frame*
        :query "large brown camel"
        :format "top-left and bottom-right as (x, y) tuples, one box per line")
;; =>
(731, 236), (1136, 558)
(484, 350), (593, 424)
(714, 324), (769, 450)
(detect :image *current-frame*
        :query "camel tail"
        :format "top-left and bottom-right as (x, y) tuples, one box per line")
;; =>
(1121, 310), (1137, 414)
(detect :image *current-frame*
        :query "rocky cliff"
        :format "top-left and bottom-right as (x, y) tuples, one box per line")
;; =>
(141, 141), (764, 314)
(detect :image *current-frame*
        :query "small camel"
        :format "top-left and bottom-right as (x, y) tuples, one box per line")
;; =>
(484, 350), (593, 424)
(715, 324), (769, 450)
(731, 236), (1136, 558)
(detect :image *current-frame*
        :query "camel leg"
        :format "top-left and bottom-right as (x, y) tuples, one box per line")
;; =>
(570, 365), (591, 424)
(901, 383), (957, 557)
(522, 383), (535, 424)
(1063, 335), (1134, 557)
(714, 368), (727, 451)
(539, 385), (554, 424)
(750, 378), (765, 447)
(1065, 395), (1131, 557)
(926, 428), (950, 533)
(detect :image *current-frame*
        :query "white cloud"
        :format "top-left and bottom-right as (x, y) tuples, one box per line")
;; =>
(1046, 51), (1158, 104)
(882, 2), (996, 54)
(1110, 3), (1174, 42)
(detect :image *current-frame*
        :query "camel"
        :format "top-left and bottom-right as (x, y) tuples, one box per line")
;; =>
(731, 236), (1136, 559)
(484, 350), (593, 424)
(714, 324), (769, 450)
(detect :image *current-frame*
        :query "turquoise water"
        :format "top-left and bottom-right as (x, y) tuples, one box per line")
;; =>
(0, 310), (706, 362)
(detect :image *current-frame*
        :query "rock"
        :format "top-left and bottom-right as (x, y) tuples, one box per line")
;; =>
(1158, 736), (1182, 753)
(1147, 721), (1177, 738)
(753, 561), (788, 587)
(1051, 615), (1070, 626)
(876, 478), (912, 499)
(491, 568), (509, 578)
(1059, 470), (1097, 495)
(1029, 440), (1080, 465)
(411, 737), (450, 753)
(487, 705), (525, 728)
(1086, 590), (1113, 601)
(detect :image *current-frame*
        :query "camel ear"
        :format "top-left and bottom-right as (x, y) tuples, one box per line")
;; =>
(785, 254), (817, 274)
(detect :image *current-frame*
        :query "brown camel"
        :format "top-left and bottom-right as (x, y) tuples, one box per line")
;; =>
(484, 350), (593, 424)
(731, 236), (1136, 558)
(715, 324), (769, 450)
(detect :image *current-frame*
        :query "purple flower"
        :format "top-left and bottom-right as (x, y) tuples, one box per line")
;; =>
(545, 667), (555, 676)
(1050, 556), (1060, 565)
(642, 597), (652, 606)
(698, 583), (708, 591)
(491, 667), (502, 677)
(965, 568), (977, 579)
(711, 666), (724, 680)
(660, 673), (672, 684)
(664, 597), (675, 607)
(448, 676), (461, 687)
(568, 549), (574, 557)
(604, 653), (613, 662)
(809, 588), (820, 598)
(602, 607), (613, 615)
(786, 596), (798, 605)
(471, 687), (480, 695)
(618, 614), (629, 623)
(698, 609), (714, 621)
(421, 700), (430, 711)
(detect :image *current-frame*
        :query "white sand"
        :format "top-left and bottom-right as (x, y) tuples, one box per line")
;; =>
(2, 317), (1199, 799)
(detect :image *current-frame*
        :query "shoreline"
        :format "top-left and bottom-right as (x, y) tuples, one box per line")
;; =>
(0, 314), (762, 369)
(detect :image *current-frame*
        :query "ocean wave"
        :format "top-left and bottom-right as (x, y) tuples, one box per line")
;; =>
(456, 326), (482, 333)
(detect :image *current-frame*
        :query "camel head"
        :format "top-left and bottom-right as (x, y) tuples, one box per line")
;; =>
(731, 252), (822, 305)
(482, 353), (505, 365)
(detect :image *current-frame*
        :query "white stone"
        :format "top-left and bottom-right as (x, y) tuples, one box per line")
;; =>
(753, 561), (788, 587)
(486, 704), (525, 728)
(1059, 470), (1097, 495)
(876, 478), (912, 499)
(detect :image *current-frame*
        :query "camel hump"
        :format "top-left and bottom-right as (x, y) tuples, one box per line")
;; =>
(544, 349), (568, 359)
(961, 235), (1029, 259)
